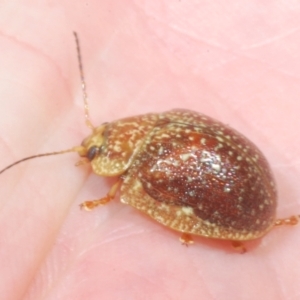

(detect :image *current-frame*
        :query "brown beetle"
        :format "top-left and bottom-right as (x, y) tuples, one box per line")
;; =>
(76, 108), (299, 250)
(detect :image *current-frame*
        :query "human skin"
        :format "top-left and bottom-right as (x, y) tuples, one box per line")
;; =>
(0, 1), (300, 299)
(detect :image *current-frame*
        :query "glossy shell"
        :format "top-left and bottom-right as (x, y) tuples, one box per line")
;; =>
(81, 109), (277, 241)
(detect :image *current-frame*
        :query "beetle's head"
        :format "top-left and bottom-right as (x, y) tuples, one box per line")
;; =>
(77, 124), (107, 161)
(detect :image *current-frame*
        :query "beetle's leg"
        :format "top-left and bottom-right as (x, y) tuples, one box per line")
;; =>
(80, 179), (122, 210)
(75, 158), (90, 167)
(179, 233), (194, 246)
(274, 215), (299, 226)
(231, 241), (247, 254)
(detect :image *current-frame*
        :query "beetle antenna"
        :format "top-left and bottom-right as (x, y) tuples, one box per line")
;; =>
(73, 32), (95, 130)
(0, 33), (93, 175)
(0, 146), (86, 175)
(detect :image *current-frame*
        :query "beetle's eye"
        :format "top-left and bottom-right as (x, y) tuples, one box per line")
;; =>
(87, 146), (101, 161)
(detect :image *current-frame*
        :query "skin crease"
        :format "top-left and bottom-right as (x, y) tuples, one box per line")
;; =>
(0, 1), (300, 299)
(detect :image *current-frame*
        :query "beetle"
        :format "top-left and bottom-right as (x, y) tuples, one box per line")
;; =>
(76, 108), (299, 251)
(0, 33), (298, 252)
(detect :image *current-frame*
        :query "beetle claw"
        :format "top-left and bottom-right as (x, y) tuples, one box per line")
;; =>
(75, 158), (89, 167)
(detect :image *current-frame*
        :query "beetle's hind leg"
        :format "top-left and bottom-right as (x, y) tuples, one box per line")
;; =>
(80, 179), (122, 210)
(274, 215), (299, 226)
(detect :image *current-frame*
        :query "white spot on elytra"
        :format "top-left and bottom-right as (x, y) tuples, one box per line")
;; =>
(211, 163), (221, 173)
(182, 207), (194, 216)
(187, 177), (193, 182)
(188, 190), (195, 197)
(176, 210), (182, 216)
(158, 147), (164, 155)
(224, 186), (231, 193)
(180, 153), (192, 161)
(215, 143), (223, 150)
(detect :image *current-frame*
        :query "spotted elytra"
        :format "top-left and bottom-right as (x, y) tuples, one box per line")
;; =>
(0, 33), (299, 253)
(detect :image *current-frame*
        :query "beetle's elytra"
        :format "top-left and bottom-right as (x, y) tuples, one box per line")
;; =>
(1, 33), (298, 252)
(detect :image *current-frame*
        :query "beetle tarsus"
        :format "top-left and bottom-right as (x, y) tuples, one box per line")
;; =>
(179, 233), (194, 246)
(274, 215), (299, 226)
(231, 241), (247, 254)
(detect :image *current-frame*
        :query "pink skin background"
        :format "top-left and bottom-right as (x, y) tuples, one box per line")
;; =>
(0, 1), (300, 299)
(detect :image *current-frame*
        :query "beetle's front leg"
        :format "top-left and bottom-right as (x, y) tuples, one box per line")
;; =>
(80, 179), (122, 210)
